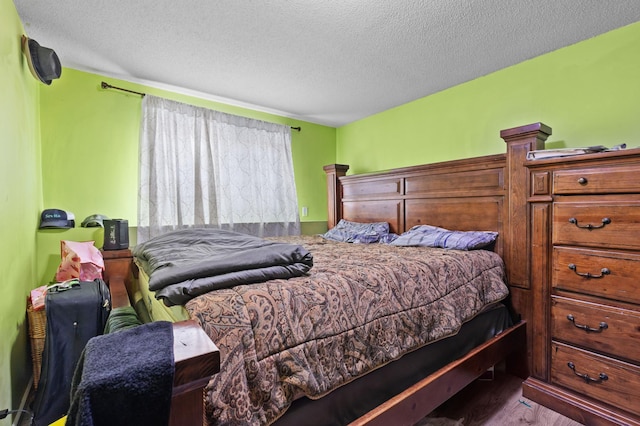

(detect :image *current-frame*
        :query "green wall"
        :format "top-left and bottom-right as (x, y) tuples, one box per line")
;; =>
(0, 0), (40, 421)
(337, 21), (640, 174)
(4, 4), (640, 420)
(37, 69), (336, 283)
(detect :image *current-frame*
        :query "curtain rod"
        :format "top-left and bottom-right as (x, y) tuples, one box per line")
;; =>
(100, 81), (302, 132)
(101, 81), (145, 97)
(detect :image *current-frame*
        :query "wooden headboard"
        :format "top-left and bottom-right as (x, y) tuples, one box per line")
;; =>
(325, 122), (552, 370)
(325, 154), (507, 256)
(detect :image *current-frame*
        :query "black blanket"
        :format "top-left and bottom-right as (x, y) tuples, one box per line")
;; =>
(133, 228), (313, 306)
(66, 321), (174, 426)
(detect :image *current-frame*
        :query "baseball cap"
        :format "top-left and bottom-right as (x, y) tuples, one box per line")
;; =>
(39, 209), (75, 229)
(81, 214), (110, 228)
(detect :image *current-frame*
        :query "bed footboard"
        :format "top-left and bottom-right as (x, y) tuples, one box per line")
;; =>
(350, 320), (527, 426)
(102, 249), (220, 425)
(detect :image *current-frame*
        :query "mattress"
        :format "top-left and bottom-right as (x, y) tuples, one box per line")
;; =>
(274, 302), (512, 426)
(130, 260), (190, 323)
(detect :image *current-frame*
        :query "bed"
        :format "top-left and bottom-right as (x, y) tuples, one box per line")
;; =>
(102, 122), (552, 425)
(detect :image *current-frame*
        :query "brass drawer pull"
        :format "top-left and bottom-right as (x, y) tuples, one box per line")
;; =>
(568, 217), (611, 230)
(566, 314), (608, 333)
(568, 263), (610, 279)
(577, 177), (588, 185)
(567, 362), (608, 384)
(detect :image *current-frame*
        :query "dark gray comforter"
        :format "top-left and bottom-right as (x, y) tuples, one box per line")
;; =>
(132, 228), (313, 306)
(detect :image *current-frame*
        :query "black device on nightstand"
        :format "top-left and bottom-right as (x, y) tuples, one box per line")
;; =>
(103, 219), (129, 250)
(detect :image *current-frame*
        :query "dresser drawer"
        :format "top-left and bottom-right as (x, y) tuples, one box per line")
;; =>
(551, 296), (640, 364)
(553, 246), (640, 304)
(553, 165), (640, 195)
(553, 202), (640, 250)
(551, 341), (640, 417)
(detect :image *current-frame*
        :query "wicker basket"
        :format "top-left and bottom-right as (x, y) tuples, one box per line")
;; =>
(27, 301), (46, 389)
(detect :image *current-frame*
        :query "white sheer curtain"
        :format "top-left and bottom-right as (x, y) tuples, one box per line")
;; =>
(138, 95), (300, 242)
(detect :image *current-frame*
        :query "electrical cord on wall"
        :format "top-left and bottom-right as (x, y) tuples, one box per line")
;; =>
(0, 408), (34, 425)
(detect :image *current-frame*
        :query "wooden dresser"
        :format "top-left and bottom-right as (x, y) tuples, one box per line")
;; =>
(524, 148), (640, 425)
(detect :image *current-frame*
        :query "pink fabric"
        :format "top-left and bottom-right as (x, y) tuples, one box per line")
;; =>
(56, 240), (104, 282)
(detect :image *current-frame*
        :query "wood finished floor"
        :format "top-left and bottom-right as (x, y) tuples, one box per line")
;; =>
(416, 372), (582, 426)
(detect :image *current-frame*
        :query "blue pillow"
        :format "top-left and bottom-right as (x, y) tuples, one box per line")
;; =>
(378, 233), (399, 244)
(322, 219), (390, 243)
(390, 225), (497, 250)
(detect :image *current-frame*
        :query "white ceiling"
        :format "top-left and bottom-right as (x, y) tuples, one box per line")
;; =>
(14, 1), (640, 127)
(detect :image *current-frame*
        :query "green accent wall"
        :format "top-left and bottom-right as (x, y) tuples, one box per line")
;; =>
(337, 21), (640, 174)
(3, 4), (640, 419)
(37, 69), (336, 283)
(0, 0), (41, 419)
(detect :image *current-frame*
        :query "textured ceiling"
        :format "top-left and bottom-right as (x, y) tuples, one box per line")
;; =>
(14, 1), (640, 127)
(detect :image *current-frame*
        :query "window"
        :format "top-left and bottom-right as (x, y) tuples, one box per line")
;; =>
(138, 95), (299, 242)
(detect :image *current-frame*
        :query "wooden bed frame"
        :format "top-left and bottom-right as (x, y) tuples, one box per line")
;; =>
(102, 122), (551, 425)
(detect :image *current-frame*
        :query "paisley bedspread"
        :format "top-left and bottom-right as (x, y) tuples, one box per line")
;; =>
(185, 235), (509, 426)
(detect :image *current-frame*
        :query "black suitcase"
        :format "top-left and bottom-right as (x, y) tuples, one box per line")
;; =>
(31, 279), (111, 426)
